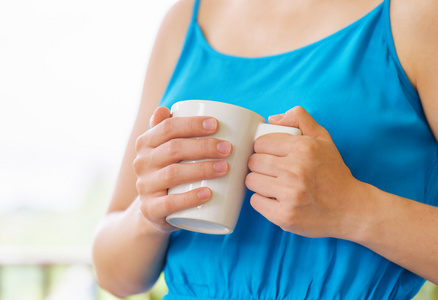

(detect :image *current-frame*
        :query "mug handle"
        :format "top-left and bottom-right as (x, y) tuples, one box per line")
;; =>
(254, 123), (302, 141)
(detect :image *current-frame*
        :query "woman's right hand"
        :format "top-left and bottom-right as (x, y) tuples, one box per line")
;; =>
(133, 106), (232, 233)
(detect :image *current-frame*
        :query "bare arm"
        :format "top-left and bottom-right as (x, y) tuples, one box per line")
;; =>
(357, 0), (438, 284)
(92, 1), (194, 297)
(390, 0), (438, 139)
(93, 1), (232, 296)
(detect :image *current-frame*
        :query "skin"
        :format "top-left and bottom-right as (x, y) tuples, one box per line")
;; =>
(92, 0), (438, 297)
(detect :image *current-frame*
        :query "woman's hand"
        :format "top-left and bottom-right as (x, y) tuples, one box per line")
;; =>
(246, 106), (364, 239)
(133, 106), (232, 233)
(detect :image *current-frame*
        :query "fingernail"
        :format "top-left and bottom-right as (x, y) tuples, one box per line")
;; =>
(197, 188), (211, 201)
(202, 118), (217, 131)
(269, 114), (285, 122)
(217, 141), (231, 154)
(213, 161), (228, 173)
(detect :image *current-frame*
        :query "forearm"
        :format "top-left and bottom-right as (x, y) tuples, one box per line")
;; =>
(348, 182), (438, 284)
(92, 197), (170, 298)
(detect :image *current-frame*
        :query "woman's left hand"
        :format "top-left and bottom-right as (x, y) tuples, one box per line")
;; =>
(245, 106), (365, 239)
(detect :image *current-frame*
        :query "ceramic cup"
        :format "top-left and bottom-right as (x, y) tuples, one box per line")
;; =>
(166, 100), (301, 234)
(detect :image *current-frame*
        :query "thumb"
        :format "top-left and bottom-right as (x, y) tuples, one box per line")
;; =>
(268, 106), (329, 139)
(150, 106), (171, 128)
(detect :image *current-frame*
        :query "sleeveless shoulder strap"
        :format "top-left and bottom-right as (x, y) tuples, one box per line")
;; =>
(381, 0), (422, 114)
(192, 0), (201, 23)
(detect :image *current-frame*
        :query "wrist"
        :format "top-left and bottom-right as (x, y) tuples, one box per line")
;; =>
(335, 180), (386, 243)
(128, 198), (172, 240)
(340, 181), (404, 248)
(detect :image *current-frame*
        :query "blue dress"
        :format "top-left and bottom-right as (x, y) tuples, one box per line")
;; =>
(159, 0), (438, 298)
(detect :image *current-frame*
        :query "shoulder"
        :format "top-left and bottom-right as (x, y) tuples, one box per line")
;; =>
(155, 0), (195, 50)
(390, 0), (438, 89)
(140, 0), (195, 106)
(148, 0), (195, 77)
(390, 0), (438, 139)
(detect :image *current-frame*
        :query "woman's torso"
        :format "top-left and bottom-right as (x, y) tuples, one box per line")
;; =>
(158, 0), (438, 299)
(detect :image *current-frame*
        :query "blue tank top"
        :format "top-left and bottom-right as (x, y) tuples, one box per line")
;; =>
(159, 0), (438, 299)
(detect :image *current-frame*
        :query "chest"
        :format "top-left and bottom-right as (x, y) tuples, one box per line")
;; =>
(197, 0), (383, 57)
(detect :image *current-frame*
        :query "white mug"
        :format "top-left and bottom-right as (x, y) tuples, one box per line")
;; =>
(166, 100), (301, 234)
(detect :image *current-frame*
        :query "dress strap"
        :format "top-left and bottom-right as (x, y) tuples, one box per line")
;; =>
(192, 0), (201, 23)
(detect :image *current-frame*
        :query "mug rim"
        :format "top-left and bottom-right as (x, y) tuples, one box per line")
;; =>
(171, 99), (265, 120)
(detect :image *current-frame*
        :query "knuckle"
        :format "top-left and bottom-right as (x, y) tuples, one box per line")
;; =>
(164, 139), (181, 157)
(167, 192), (196, 213)
(181, 192), (193, 208)
(200, 138), (210, 154)
(160, 118), (174, 136)
(160, 196), (173, 214)
(139, 196), (175, 232)
(135, 177), (146, 194)
(292, 183), (309, 201)
(296, 139), (318, 156)
(278, 208), (295, 228)
(197, 163), (209, 179)
(293, 164), (307, 178)
(163, 164), (178, 182)
(135, 178), (141, 192)
(307, 139), (319, 152)
(135, 130), (153, 152)
(290, 106), (306, 117)
(133, 157), (143, 173)
(190, 162), (212, 180)
(135, 134), (144, 153)
(139, 197), (152, 219)
(297, 140), (310, 152)
(187, 117), (198, 132)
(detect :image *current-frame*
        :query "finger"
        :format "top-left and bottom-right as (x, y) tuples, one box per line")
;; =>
(145, 160), (229, 193)
(250, 193), (282, 225)
(268, 106), (330, 140)
(145, 187), (212, 222)
(152, 138), (232, 167)
(247, 153), (283, 177)
(150, 106), (171, 128)
(253, 133), (299, 157)
(245, 172), (278, 199)
(143, 116), (219, 148)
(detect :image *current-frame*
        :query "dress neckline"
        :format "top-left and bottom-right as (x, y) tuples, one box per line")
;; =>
(193, 1), (385, 60)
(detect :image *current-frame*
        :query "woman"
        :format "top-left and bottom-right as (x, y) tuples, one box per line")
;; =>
(92, 0), (438, 299)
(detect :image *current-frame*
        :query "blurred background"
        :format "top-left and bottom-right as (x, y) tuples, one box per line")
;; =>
(0, 0), (437, 299)
(0, 0), (175, 299)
